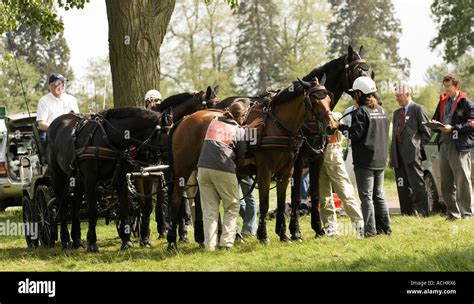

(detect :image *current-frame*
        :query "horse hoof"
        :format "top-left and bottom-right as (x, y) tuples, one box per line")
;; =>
(179, 235), (189, 243)
(61, 241), (72, 250)
(280, 234), (292, 243)
(259, 238), (269, 245)
(291, 235), (303, 242)
(72, 240), (85, 249)
(167, 242), (178, 251)
(87, 243), (99, 253)
(158, 233), (167, 240)
(121, 241), (134, 250)
(140, 240), (152, 248)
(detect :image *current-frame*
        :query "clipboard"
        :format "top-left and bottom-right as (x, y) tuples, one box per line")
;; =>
(422, 120), (446, 130)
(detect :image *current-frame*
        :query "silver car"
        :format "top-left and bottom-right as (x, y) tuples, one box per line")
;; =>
(422, 132), (474, 213)
(0, 112), (37, 211)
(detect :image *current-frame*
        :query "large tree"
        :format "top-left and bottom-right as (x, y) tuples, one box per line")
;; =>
(161, 0), (238, 97)
(105, 0), (176, 107)
(430, 0), (474, 63)
(235, 0), (280, 93)
(5, 23), (74, 89)
(327, 0), (409, 77)
(1, 0), (238, 107)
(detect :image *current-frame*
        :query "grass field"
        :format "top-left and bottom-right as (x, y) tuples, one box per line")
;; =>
(1, 206), (473, 272)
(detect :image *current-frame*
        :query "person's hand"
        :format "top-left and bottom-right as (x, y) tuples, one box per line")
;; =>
(439, 124), (453, 133)
(338, 123), (350, 132)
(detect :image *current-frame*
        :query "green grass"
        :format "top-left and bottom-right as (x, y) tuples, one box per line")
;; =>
(1, 207), (473, 271)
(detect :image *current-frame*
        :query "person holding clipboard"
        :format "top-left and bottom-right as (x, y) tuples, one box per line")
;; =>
(429, 74), (474, 220)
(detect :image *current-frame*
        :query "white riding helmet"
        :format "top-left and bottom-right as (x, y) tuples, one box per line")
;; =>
(144, 89), (162, 102)
(351, 76), (377, 95)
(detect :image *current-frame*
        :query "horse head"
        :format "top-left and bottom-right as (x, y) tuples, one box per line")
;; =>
(344, 45), (374, 96)
(200, 85), (220, 109)
(298, 74), (338, 134)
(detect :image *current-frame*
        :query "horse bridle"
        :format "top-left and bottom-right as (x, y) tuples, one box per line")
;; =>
(194, 91), (218, 110)
(344, 56), (371, 93)
(302, 85), (333, 154)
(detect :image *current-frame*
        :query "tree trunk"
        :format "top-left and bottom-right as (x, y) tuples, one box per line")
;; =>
(105, 0), (176, 107)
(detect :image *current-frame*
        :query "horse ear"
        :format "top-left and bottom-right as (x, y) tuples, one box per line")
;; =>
(371, 70), (375, 80)
(359, 45), (365, 58)
(206, 86), (213, 99)
(320, 73), (327, 86)
(213, 85), (220, 95)
(297, 77), (310, 88)
(348, 45), (354, 60)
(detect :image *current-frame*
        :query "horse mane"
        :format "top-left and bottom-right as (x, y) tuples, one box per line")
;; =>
(155, 92), (197, 112)
(101, 107), (160, 123)
(271, 82), (305, 105)
(302, 55), (346, 82)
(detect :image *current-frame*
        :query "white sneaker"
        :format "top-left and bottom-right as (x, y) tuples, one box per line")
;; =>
(324, 223), (339, 237)
(353, 220), (364, 239)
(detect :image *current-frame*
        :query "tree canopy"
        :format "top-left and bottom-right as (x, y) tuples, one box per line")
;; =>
(430, 0), (474, 63)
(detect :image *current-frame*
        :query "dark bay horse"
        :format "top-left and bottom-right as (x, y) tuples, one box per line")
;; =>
(289, 45), (374, 240)
(135, 86), (220, 246)
(47, 107), (162, 252)
(166, 77), (337, 249)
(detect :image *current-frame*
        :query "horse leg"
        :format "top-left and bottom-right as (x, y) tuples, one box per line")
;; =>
(139, 179), (153, 247)
(310, 155), (325, 236)
(155, 176), (168, 239)
(118, 174), (133, 250)
(193, 189), (204, 247)
(289, 154), (304, 241)
(167, 181), (185, 251)
(50, 162), (70, 250)
(71, 182), (84, 249)
(275, 173), (292, 242)
(256, 170), (271, 244)
(178, 197), (189, 243)
(84, 173), (99, 253)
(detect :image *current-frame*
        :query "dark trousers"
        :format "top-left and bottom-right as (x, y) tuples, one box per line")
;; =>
(395, 148), (429, 216)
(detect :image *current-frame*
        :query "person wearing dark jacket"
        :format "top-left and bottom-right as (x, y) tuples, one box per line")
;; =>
(197, 103), (248, 250)
(432, 74), (474, 220)
(345, 76), (391, 237)
(389, 84), (431, 216)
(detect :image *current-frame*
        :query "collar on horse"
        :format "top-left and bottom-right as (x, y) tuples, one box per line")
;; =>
(254, 85), (328, 152)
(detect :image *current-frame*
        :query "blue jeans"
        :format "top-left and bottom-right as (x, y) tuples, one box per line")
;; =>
(239, 176), (257, 235)
(354, 167), (391, 236)
(300, 171), (310, 200)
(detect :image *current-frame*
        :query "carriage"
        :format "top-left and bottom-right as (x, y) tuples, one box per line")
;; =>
(20, 112), (168, 249)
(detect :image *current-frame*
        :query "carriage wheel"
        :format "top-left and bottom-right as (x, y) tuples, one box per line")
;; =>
(22, 195), (38, 248)
(35, 185), (55, 248)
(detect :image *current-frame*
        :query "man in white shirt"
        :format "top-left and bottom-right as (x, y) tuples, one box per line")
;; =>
(36, 74), (79, 132)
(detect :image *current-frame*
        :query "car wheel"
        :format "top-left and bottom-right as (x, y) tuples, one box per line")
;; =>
(424, 172), (444, 214)
(0, 200), (6, 212)
(35, 185), (55, 248)
(22, 195), (38, 248)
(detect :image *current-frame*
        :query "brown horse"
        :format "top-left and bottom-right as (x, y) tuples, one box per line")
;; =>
(166, 76), (337, 249)
(134, 86), (220, 246)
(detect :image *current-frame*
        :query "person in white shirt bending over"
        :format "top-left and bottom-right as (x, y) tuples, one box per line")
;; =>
(37, 73), (79, 132)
